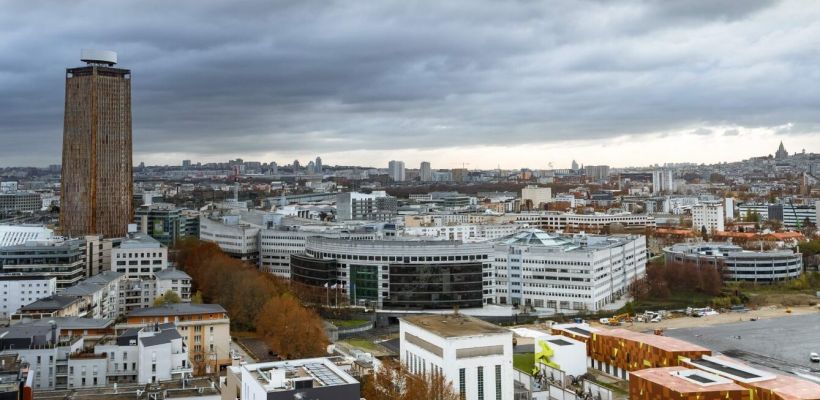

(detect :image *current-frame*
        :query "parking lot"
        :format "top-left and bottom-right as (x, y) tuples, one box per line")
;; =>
(665, 312), (820, 378)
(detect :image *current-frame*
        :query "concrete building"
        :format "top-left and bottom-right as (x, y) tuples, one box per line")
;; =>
(664, 243), (803, 283)
(420, 161), (433, 182)
(335, 191), (397, 221)
(0, 353), (33, 400)
(584, 165), (610, 182)
(123, 304), (230, 375)
(0, 191), (41, 215)
(291, 238), (492, 309)
(61, 50), (133, 238)
(61, 271), (126, 319)
(112, 234), (168, 280)
(0, 275), (57, 321)
(0, 225), (54, 247)
(12, 295), (87, 322)
(388, 160), (406, 182)
(400, 314), (513, 400)
(0, 320), (190, 389)
(520, 185), (552, 209)
(199, 213), (260, 264)
(692, 202), (725, 233)
(489, 230), (647, 312)
(515, 212), (654, 233)
(154, 268), (192, 302)
(0, 238), (87, 290)
(652, 169), (676, 194)
(725, 197), (735, 221)
(629, 366), (748, 400)
(134, 200), (191, 247)
(223, 358), (360, 400)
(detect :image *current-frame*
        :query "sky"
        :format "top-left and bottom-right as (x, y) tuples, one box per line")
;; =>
(1, 0), (820, 169)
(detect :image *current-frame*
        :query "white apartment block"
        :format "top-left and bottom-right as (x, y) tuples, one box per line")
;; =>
(62, 271), (127, 320)
(652, 169), (676, 193)
(521, 185), (552, 208)
(0, 321), (190, 389)
(388, 160), (406, 182)
(488, 230), (647, 312)
(400, 314), (513, 400)
(154, 268), (192, 302)
(112, 234), (168, 280)
(692, 202), (725, 233)
(0, 275), (57, 321)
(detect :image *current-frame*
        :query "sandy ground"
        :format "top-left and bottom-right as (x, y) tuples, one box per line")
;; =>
(590, 305), (820, 332)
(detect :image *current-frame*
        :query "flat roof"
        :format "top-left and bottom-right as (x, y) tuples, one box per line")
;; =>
(596, 329), (710, 353)
(688, 358), (761, 380)
(631, 367), (745, 393)
(127, 303), (225, 317)
(401, 314), (509, 338)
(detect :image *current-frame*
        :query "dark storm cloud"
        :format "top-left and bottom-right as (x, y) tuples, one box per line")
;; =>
(0, 0), (818, 165)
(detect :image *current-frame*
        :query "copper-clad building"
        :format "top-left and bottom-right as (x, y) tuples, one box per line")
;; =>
(60, 50), (132, 238)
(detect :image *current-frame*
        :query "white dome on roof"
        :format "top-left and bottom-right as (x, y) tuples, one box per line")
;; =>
(501, 229), (577, 248)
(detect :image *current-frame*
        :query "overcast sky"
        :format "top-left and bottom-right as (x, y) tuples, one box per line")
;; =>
(2, 0), (820, 169)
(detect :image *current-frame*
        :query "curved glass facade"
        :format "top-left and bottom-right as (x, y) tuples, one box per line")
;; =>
(385, 262), (484, 309)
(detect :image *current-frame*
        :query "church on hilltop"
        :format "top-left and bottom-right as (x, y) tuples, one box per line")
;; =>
(775, 141), (789, 159)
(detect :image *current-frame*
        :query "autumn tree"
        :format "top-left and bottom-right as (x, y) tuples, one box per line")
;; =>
(153, 289), (182, 306)
(255, 294), (329, 359)
(362, 360), (460, 400)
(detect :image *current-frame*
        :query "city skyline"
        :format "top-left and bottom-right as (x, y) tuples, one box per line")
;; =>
(2, 1), (820, 168)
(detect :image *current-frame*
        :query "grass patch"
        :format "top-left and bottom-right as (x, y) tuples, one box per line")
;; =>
(513, 353), (535, 375)
(328, 319), (370, 328)
(626, 290), (714, 312)
(343, 338), (379, 351)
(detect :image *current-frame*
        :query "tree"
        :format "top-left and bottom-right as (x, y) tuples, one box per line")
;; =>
(255, 294), (329, 360)
(362, 360), (460, 400)
(191, 290), (204, 304)
(153, 289), (182, 306)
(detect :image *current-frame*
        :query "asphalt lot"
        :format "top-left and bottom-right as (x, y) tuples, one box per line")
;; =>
(665, 312), (820, 378)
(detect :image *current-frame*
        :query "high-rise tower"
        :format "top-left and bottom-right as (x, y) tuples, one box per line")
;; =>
(60, 49), (133, 238)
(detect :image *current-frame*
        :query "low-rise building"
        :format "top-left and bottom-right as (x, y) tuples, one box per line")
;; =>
(0, 239), (87, 290)
(222, 358), (361, 400)
(664, 243), (803, 283)
(123, 304), (230, 376)
(629, 366), (748, 400)
(400, 314), (513, 400)
(11, 295), (87, 323)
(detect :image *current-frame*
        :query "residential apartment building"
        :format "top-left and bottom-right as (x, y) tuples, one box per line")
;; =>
(61, 271), (127, 319)
(112, 234), (168, 280)
(0, 275), (57, 321)
(0, 320), (190, 389)
(123, 304), (230, 375)
(335, 191), (397, 221)
(400, 314), (513, 400)
(652, 169), (676, 194)
(692, 202), (725, 233)
(388, 160), (405, 182)
(420, 161), (433, 182)
(488, 230), (647, 312)
(521, 185), (552, 209)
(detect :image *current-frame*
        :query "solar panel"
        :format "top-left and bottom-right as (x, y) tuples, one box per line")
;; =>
(304, 363), (347, 386)
(686, 373), (715, 384)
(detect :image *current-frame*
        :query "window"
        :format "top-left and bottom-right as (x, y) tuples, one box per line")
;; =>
(477, 366), (484, 400)
(459, 368), (466, 400)
(495, 365), (501, 400)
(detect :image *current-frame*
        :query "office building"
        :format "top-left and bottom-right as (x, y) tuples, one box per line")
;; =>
(291, 238), (491, 309)
(400, 314), (513, 400)
(388, 160), (405, 182)
(692, 202), (725, 233)
(124, 303), (231, 375)
(335, 191), (397, 221)
(664, 243), (803, 283)
(259, 227), (376, 279)
(0, 239), (87, 290)
(0, 191), (41, 215)
(223, 358), (360, 400)
(315, 156), (323, 173)
(629, 366), (749, 400)
(488, 230), (647, 311)
(515, 212), (654, 233)
(520, 185), (552, 209)
(0, 275), (57, 322)
(61, 50), (133, 238)
(199, 213), (260, 264)
(420, 161), (432, 182)
(134, 200), (192, 247)
(0, 225), (54, 247)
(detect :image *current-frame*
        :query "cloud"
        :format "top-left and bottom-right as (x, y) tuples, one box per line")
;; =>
(723, 129), (740, 136)
(691, 128), (713, 136)
(0, 0), (818, 167)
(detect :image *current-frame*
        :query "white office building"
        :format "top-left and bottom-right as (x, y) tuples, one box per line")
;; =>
(199, 212), (260, 264)
(0, 275), (57, 321)
(335, 191), (396, 221)
(521, 185), (552, 208)
(692, 202), (725, 233)
(0, 224), (54, 247)
(488, 229), (647, 312)
(112, 234), (168, 280)
(400, 314), (513, 400)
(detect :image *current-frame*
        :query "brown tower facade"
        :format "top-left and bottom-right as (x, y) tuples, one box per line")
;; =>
(60, 50), (133, 238)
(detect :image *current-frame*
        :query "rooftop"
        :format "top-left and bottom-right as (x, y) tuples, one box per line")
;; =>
(595, 329), (711, 353)
(118, 233), (162, 249)
(19, 295), (81, 311)
(127, 303), (226, 317)
(402, 314), (509, 338)
(241, 357), (358, 392)
(631, 367), (745, 393)
(153, 267), (190, 280)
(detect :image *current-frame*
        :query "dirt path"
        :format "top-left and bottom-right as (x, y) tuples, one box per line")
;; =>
(591, 305), (820, 332)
